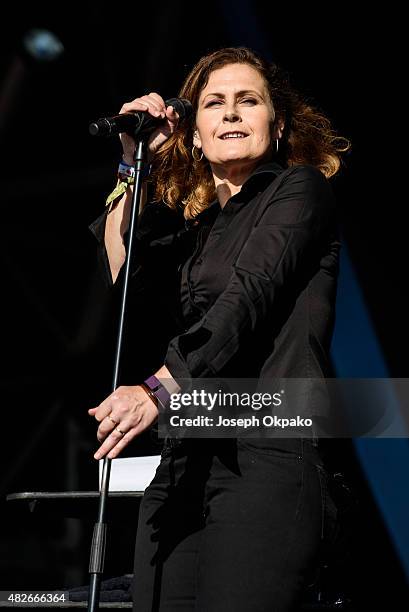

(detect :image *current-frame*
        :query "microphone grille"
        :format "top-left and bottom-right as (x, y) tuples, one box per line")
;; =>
(166, 98), (193, 121)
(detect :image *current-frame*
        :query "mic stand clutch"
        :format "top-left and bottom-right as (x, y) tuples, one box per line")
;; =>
(87, 138), (149, 612)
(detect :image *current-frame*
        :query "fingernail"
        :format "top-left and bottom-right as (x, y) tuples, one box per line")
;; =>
(94, 453), (101, 460)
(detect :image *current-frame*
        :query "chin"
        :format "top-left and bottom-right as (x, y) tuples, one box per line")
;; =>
(214, 150), (252, 161)
(217, 155), (260, 166)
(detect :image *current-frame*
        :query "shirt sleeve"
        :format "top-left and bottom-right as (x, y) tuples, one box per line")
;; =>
(164, 165), (337, 379)
(88, 201), (186, 290)
(87, 200), (189, 383)
(88, 208), (115, 289)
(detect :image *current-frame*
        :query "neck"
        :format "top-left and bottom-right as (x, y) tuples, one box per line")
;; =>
(211, 162), (257, 208)
(211, 155), (273, 208)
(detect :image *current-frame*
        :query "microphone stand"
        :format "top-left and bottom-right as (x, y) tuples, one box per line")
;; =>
(87, 138), (149, 612)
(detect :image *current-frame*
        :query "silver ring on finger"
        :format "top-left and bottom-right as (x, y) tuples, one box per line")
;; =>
(115, 426), (126, 436)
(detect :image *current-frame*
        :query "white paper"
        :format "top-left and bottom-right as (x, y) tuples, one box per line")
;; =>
(99, 455), (161, 492)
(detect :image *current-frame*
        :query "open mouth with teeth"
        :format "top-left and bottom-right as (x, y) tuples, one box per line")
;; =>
(219, 132), (249, 139)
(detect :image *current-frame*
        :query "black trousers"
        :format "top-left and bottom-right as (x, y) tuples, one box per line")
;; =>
(131, 437), (338, 612)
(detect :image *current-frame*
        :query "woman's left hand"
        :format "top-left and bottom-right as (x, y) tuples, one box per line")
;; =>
(88, 386), (159, 460)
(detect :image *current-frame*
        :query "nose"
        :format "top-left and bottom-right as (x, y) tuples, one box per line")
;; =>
(223, 106), (241, 122)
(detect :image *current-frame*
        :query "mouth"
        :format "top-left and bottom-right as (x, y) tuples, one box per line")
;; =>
(218, 131), (249, 140)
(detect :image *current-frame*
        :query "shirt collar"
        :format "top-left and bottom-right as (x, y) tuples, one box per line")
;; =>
(240, 160), (285, 193)
(185, 161), (285, 229)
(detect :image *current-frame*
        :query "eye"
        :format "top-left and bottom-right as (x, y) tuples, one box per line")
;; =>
(240, 98), (257, 105)
(205, 100), (222, 107)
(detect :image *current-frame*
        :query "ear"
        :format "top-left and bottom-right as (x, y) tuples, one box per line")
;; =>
(193, 129), (202, 148)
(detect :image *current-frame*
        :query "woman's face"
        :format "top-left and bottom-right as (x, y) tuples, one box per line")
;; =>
(193, 63), (280, 170)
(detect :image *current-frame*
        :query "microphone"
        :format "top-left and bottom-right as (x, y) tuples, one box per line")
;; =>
(89, 97), (193, 138)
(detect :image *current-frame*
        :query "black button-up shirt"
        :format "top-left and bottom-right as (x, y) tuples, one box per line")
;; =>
(89, 162), (340, 398)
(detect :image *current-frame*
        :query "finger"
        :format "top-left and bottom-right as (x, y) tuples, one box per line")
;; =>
(166, 105), (180, 126)
(92, 395), (117, 422)
(95, 408), (145, 458)
(97, 413), (121, 442)
(123, 95), (164, 118)
(97, 410), (122, 440)
(88, 407), (97, 415)
(106, 427), (140, 459)
(94, 401), (158, 460)
(94, 425), (132, 460)
(99, 410), (142, 441)
(140, 95), (165, 117)
(106, 407), (157, 459)
(120, 100), (149, 115)
(147, 92), (166, 111)
(94, 405), (112, 423)
(106, 413), (119, 426)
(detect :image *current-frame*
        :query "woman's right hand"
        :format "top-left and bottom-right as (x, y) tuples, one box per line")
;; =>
(119, 93), (180, 164)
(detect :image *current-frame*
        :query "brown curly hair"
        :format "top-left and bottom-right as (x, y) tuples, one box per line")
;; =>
(150, 47), (350, 220)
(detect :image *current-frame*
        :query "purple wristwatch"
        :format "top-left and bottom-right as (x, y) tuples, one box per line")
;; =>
(144, 375), (171, 411)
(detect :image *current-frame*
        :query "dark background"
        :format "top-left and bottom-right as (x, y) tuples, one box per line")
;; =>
(1, 2), (407, 610)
